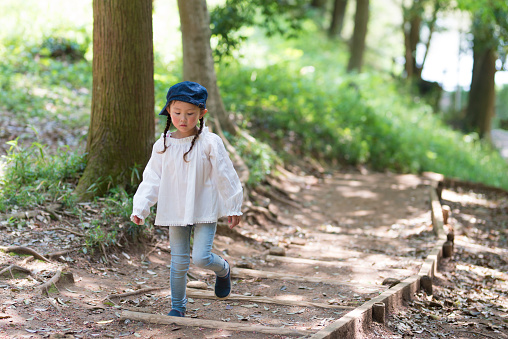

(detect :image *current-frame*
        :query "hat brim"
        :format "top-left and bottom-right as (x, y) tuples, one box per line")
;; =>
(159, 102), (169, 116)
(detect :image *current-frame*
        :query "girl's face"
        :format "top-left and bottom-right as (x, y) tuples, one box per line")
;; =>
(168, 100), (207, 138)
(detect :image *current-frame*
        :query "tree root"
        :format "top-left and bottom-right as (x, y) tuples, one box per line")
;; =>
(103, 286), (167, 302)
(187, 272), (199, 281)
(38, 269), (62, 296)
(144, 241), (171, 258)
(3, 211), (38, 219)
(0, 246), (51, 262)
(216, 222), (257, 242)
(255, 185), (301, 209)
(47, 227), (85, 237)
(100, 243), (109, 265)
(46, 297), (62, 313)
(243, 204), (290, 226)
(0, 265), (32, 279)
(21, 256), (34, 265)
(46, 248), (79, 259)
(148, 244), (171, 254)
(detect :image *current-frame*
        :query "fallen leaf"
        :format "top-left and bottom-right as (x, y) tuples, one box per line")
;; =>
(97, 319), (114, 324)
(241, 303), (258, 308)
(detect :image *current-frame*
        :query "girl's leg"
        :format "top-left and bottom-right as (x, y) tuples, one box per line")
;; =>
(168, 226), (192, 313)
(192, 222), (229, 277)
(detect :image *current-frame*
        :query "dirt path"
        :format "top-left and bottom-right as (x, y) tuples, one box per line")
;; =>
(0, 170), (440, 338)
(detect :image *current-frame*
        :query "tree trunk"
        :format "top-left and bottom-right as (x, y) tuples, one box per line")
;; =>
(177, 0), (237, 136)
(402, 0), (423, 80)
(311, 0), (328, 10)
(329, 0), (348, 38)
(347, 0), (369, 72)
(465, 33), (497, 140)
(75, 0), (155, 200)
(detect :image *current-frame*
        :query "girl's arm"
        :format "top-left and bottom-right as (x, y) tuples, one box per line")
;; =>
(131, 141), (163, 225)
(228, 215), (241, 229)
(210, 135), (244, 220)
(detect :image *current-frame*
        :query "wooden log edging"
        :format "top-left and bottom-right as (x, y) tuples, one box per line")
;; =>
(309, 182), (447, 339)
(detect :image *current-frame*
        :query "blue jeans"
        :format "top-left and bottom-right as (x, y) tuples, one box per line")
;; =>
(168, 222), (229, 313)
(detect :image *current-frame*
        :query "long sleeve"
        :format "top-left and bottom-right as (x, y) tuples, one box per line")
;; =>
(131, 140), (163, 223)
(210, 135), (243, 216)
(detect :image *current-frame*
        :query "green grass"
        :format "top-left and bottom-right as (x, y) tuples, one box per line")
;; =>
(1, 0), (508, 219)
(0, 139), (86, 212)
(218, 28), (508, 189)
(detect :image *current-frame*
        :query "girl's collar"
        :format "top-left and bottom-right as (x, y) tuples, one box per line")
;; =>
(164, 126), (209, 144)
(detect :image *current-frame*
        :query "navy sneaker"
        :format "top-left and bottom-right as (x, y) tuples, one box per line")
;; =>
(167, 309), (185, 317)
(215, 263), (231, 299)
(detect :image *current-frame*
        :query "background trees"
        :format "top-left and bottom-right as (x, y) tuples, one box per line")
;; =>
(458, 0), (508, 139)
(347, 0), (369, 72)
(1, 0), (508, 214)
(177, 0), (237, 136)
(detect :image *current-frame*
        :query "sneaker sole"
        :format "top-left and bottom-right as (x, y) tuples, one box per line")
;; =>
(215, 292), (231, 300)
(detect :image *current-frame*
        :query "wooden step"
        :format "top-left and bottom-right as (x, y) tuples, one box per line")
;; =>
(231, 267), (385, 292)
(186, 288), (354, 310)
(265, 255), (415, 276)
(120, 310), (312, 336)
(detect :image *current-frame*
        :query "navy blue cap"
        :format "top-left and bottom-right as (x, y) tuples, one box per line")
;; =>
(159, 81), (208, 116)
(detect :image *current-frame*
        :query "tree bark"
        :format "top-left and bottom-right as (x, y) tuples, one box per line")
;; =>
(465, 34), (496, 140)
(347, 0), (369, 72)
(329, 0), (348, 38)
(75, 0), (154, 200)
(177, 0), (237, 136)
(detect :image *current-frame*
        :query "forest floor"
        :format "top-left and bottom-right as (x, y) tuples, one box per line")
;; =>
(0, 168), (507, 339)
(0, 116), (507, 338)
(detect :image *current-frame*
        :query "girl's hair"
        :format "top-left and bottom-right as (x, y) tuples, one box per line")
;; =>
(158, 101), (205, 162)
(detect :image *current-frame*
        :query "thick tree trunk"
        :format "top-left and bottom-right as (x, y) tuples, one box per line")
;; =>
(465, 42), (496, 140)
(177, 0), (237, 136)
(347, 0), (369, 72)
(329, 0), (348, 38)
(75, 1), (154, 200)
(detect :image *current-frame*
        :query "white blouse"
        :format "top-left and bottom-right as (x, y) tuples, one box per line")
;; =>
(130, 127), (243, 226)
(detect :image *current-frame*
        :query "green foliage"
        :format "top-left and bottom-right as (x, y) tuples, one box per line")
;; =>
(218, 30), (508, 189)
(84, 223), (118, 253)
(83, 187), (147, 254)
(0, 139), (86, 212)
(456, 0), (508, 59)
(231, 133), (281, 185)
(0, 33), (92, 126)
(210, 0), (309, 60)
(39, 34), (89, 61)
(495, 84), (508, 129)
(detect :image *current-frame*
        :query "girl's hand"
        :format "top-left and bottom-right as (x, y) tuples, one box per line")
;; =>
(132, 215), (144, 225)
(228, 215), (241, 229)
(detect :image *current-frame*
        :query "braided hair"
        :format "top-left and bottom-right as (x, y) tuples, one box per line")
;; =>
(158, 116), (173, 154)
(183, 117), (204, 162)
(158, 101), (205, 162)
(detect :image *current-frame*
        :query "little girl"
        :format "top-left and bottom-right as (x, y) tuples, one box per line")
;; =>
(130, 81), (243, 317)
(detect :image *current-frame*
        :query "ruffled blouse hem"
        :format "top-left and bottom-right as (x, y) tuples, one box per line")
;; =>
(155, 212), (243, 226)
(155, 219), (219, 226)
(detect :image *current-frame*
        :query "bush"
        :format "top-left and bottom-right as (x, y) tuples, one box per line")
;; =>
(0, 139), (86, 212)
(217, 30), (508, 189)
